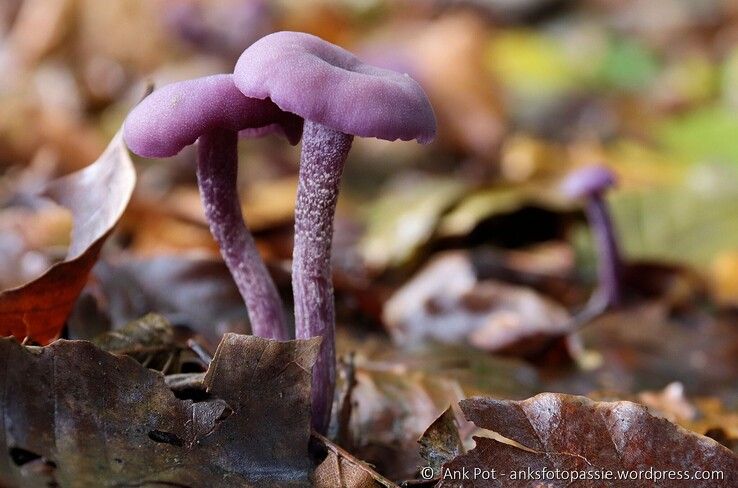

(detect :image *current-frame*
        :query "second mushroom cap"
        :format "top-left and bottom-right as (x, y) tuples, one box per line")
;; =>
(123, 74), (303, 158)
(233, 31), (437, 143)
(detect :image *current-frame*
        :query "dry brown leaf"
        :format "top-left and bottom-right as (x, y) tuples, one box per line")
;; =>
(92, 312), (174, 354)
(334, 329), (539, 481)
(594, 384), (738, 453)
(565, 306), (738, 397)
(384, 252), (573, 358)
(0, 333), (320, 486)
(637, 382), (697, 425)
(90, 313), (184, 373)
(418, 407), (465, 478)
(691, 398), (738, 452)
(89, 255), (253, 342)
(437, 393), (738, 487)
(0, 131), (135, 344)
(312, 432), (398, 488)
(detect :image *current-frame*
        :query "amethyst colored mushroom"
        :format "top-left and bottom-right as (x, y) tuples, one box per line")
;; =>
(562, 165), (622, 309)
(234, 31), (437, 432)
(123, 74), (302, 340)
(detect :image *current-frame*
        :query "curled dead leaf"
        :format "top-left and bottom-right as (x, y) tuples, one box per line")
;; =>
(0, 131), (135, 344)
(0, 333), (320, 487)
(436, 393), (738, 487)
(593, 383), (738, 454)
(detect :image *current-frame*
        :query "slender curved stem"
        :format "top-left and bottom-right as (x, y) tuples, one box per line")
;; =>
(293, 120), (353, 433)
(197, 128), (289, 340)
(585, 194), (622, 308)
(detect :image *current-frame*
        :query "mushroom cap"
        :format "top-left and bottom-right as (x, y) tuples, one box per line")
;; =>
(233, 31), (437, 144)
(562, 165), (617, 198)
(123, 74), (302, 158)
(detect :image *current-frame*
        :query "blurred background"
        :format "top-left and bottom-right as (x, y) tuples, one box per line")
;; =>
(2, 0), (738, 286)
(2, 0), (738, 350)
(3, 0), (738, 477)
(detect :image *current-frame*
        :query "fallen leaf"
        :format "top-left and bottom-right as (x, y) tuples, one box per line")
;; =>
(691, 398), (738, 453)
(418, 407), (465, 478)
(0, 131), (135, 344)
(650, 51), (716, 111)
(0, 205), (71, 290)
(334, 329), (540, 481)
(597, 36), (660, 91)
(469, 243), (584, 307)
(623, 261), (706, 309)
(591, 384), (738, 453)
(77, 0), (173, 72)
(436, 185), (571, 239)
(637, 382), (697, 425)
(345, 364), (465, 480)
(384, 252), (573, 358)
(0, 73), (106, 172)
(91, 312), (186, 373)
(609, 163), (738, 267)
(90, 255), (253, 343)
(359, 176), (467, 271)
(123, 203), (220, 256)
(486, 29), (581, 99)
(312, 432), (398, 488)
(92, 312), (174, 354)
(437, 393), (738, 487)
(555, 306), (738, 397)
(0, 333), (320, 486)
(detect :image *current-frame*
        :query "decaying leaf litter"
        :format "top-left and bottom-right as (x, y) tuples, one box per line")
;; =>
(2, 0), (738, 486)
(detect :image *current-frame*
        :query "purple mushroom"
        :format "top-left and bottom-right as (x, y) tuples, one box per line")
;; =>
(123, 74), (302, 341)
(562, 165), (622, 309)
(234, 31), (436, 432)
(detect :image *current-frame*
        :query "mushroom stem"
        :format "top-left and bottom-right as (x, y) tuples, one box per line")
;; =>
(584, 194), (622, 308)
(197, 128), (289, 340)
(293, 120), (353, 433)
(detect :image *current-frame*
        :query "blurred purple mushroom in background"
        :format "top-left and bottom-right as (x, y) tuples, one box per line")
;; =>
(234, 31), (437, 433)
(163, 0), (274, 60)
(562, 165), (622, 311)
(123, 74), (302, 341)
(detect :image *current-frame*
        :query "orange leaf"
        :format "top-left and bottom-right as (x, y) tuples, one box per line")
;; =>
(0, 131), (135, 344)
